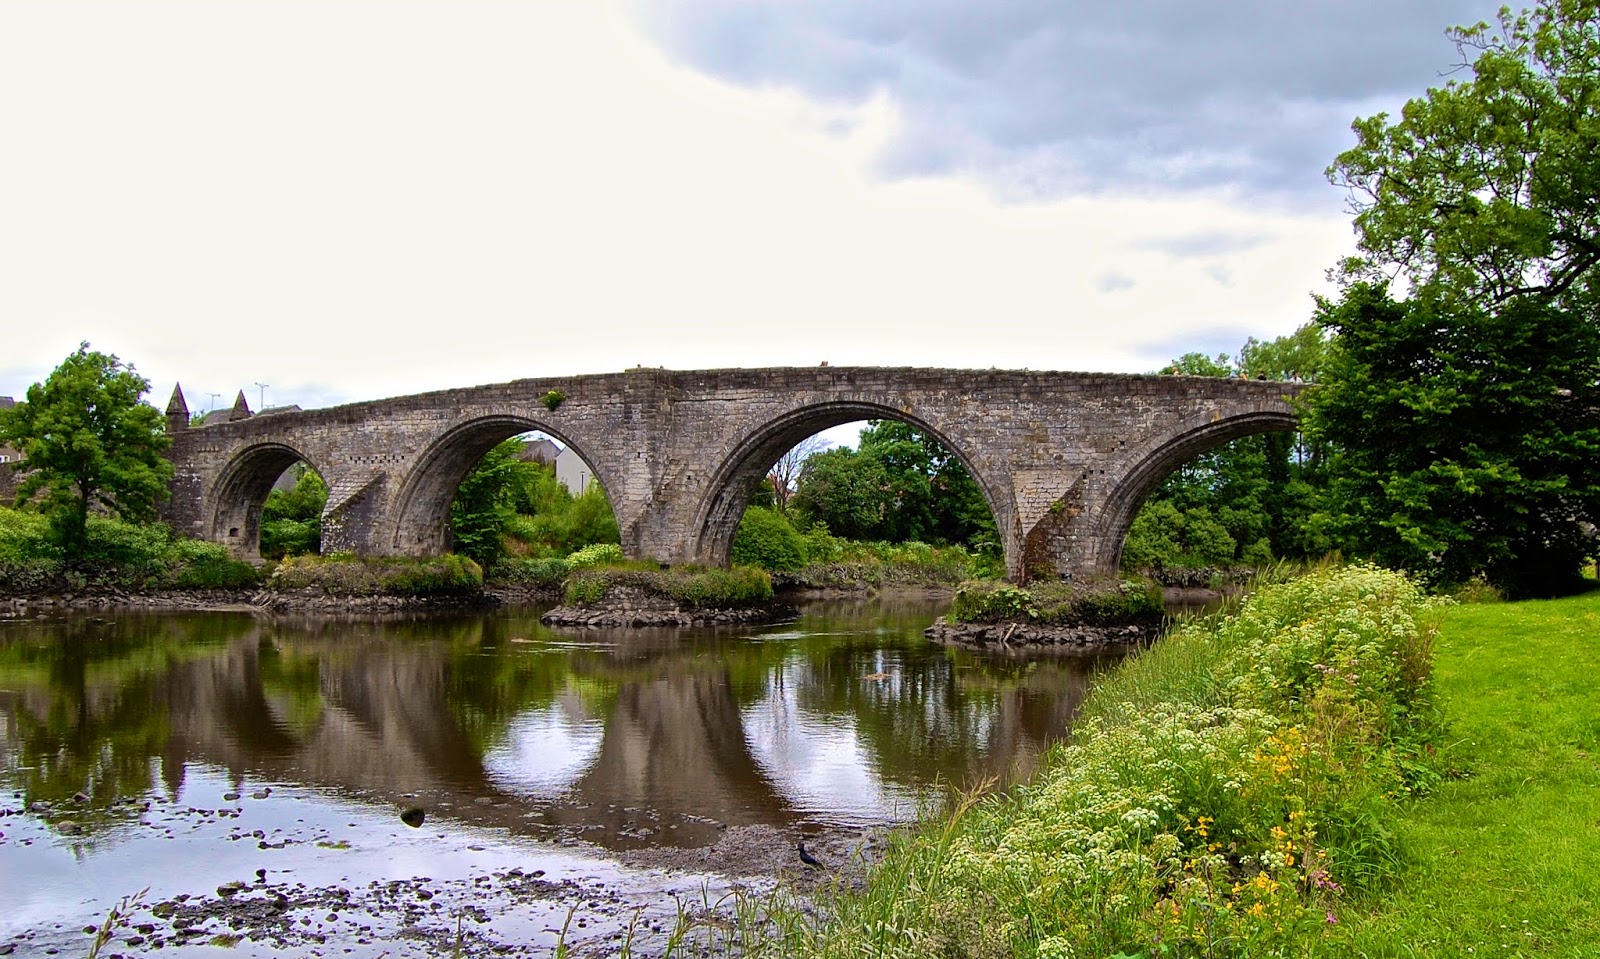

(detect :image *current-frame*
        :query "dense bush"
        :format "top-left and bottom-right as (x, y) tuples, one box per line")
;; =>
(785, 528), (987, 588)
(565, 543), (624, 569)
(949, 576), (1164, 626)
(0, 508), (54, 563)
(260, 466), (326, 560)
(271, 553), (482, 596)
(731, 506), (807, 572)
(489, 555), (572, 588)
(774, 565), (1446, 959)
(0, 508), (261, 591)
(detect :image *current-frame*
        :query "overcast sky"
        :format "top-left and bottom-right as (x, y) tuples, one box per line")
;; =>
(0, 0), (1502, 416)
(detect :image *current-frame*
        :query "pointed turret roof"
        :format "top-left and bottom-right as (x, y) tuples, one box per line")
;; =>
(165, 383), (189, 417)
(232, 390), (251, 416)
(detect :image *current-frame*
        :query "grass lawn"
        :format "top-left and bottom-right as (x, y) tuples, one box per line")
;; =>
(1336, 589), (1600, 958)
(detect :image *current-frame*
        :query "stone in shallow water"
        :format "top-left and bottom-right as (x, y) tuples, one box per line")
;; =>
(399, 807), (426, 828)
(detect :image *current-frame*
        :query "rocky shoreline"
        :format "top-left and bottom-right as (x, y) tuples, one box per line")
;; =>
(0, 586), (500, 615)
(925, 615), (1156, 651)
(0, 582), (798, 623)
(539, 586), (794, 628)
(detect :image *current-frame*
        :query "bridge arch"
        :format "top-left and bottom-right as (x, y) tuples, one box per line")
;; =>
(689, 402), (1012, 568)
(209, 442), (325, 560)
(1090, 409), (1299, 575)
(388, 415), (614, 556)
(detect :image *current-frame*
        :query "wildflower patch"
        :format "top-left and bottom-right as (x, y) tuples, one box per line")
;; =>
(775, 565), (1446, 958)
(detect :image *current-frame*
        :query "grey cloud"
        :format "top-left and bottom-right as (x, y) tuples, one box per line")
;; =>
(1136, 231), (1270, 258)
(1096, 272), (1137, 292)
(626, 0), (1503, 204)
(1204, 264), (1234, 286)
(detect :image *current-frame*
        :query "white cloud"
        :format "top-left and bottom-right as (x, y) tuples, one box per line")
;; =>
(1, 0), (1352, 412)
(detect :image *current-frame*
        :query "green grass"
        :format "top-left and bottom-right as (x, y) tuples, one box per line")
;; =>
(1333, 589), (1600, 958)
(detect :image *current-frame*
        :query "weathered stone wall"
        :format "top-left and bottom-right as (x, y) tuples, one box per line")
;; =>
(159, 367), (1301, 581)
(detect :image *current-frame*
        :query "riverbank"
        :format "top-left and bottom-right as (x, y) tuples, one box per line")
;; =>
(749, 565), (1446, 958)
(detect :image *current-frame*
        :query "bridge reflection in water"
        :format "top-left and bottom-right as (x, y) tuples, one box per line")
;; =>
(0, 599), (1123, 853)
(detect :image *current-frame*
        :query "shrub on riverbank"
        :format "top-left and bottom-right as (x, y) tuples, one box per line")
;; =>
(488, 543), (628, 593)
(780, 532), (991, 590)
(563, 565), (774, 609)
(767, 565), (1445, 958)
(269, 553), (483, 597)
(0, 508), (262, 592)
(949, 576), (1165, 626)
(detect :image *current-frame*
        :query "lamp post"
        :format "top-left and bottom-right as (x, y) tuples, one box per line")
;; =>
(254, 383), (269, 411)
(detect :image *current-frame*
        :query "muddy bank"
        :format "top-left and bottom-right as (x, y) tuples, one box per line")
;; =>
(619, 823), (886, 888)
(6, 789), (883, 959)
(925, 616), (1155, 651)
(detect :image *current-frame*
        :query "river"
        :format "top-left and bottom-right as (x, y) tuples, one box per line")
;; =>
(0, 595), (1135, 957)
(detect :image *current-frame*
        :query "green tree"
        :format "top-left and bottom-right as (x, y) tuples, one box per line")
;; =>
(451, 438), (621, 565)
(1311, 0), (1600, 596)
(1305, 285), (1600, 596)
(1328, 0), (1600, 309)
(0, 343), (173, 553)
(450, 439), (534, 566)
(790, 422), (998, 548)
(1237, 322), (1329, 381)
(791, 446), (891, 541)
(1159, 351), (1234, 377)
(260, 465), (327, 560)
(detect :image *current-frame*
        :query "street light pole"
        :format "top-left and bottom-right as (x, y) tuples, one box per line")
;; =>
(254, 383), (269, 411)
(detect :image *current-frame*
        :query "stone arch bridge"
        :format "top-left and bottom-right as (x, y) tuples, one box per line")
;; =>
(159, 367), (1303, 581)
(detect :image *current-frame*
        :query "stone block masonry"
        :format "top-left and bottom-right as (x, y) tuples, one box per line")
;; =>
(158, 367), (1301, 582)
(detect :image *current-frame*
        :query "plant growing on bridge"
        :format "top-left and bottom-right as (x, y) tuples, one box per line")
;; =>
(0, 343), (173, 554)
(540, 389), (566, 411)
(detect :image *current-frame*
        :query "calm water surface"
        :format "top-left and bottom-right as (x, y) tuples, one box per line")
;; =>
(0, 596), (1128, 955)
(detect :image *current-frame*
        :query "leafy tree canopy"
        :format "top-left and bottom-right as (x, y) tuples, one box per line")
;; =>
(1305, 284), (1600, 597)
(0, 343), (173, 552)
(791, 421), (998, 549)
(1311, 1), (1600, 596)
(450, 438), (620, 566)
(260, 464), (327, 560)
(1329, 0), (1600, 308)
